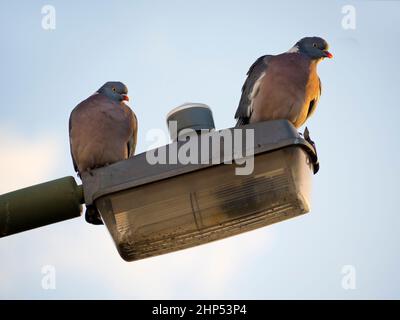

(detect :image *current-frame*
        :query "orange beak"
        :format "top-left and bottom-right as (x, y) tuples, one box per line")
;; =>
(324, 51), (333, 59)
(122, 94), (129, 102)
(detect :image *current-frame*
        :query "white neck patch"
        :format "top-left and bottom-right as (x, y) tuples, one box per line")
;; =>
(287, 45), (299, 53)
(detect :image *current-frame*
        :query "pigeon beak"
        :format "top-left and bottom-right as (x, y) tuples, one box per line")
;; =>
(323, 50), (333, 59)
(122, 94), (129, 102)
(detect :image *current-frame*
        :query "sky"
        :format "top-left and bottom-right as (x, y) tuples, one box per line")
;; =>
(0, 0), (399, 299)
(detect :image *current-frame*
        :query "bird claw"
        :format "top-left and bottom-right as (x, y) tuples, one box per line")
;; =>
(303, 127), (317, 155)
(303, 127), (311, 141)
(85, 205), (104, 225)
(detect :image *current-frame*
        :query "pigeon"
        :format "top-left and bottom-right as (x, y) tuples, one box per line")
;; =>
(235, 37), (332, 127)
(69, 81), (138, 224)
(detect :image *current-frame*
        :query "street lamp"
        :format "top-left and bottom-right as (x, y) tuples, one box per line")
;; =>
(0, 177), (83, 237)
(0, 105), (318, 262)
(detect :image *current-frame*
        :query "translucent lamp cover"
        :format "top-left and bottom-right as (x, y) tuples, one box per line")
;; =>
(95, 147), (313, 261)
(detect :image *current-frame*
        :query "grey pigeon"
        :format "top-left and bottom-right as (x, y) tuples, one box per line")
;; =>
(69, 81), (138, 224)
(235, 37), (332, 127)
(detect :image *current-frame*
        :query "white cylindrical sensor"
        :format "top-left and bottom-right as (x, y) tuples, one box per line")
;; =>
(166, 103), (215, 140)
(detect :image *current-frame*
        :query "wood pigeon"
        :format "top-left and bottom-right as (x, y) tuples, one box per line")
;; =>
(69, 81), (138, 224)
(235, 37), (332, 127)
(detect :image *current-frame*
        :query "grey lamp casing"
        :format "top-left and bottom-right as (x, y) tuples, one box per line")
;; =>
(82, 119), (318, 261)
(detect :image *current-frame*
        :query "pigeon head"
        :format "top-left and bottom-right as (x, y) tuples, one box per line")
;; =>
(97, 81), (129, 102)
(292, 37), (333, 60)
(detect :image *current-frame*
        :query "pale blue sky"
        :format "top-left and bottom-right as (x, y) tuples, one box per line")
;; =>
(0, 0), (399, 299)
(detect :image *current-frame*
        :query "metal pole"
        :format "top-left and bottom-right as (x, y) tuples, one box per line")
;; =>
(0, 176), (84, 238)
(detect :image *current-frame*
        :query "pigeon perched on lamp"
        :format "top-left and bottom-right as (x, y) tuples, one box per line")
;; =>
(69, 81), (138, 224)
(235, 37), (332, 128)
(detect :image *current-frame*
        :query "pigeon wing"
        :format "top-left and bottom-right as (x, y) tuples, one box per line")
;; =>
(127, 111), (138, 157)
(68, 114), (78, 173)
(235, 55), (272, 126)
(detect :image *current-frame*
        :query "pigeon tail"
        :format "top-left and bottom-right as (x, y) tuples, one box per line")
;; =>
(235, 117), (249, 127)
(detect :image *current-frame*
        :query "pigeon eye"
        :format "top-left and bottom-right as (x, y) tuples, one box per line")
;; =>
(112, 87), (116, 92)
(312, 43), (317, 48)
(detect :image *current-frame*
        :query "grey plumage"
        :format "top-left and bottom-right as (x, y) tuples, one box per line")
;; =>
(69, 81), (137, 225)
(69, 81), (138, 176)
(235, 37), (332, 128)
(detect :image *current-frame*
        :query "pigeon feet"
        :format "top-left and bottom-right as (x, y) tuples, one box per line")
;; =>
(303, 127), (317, 156)
(85, 205), (104, 225)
